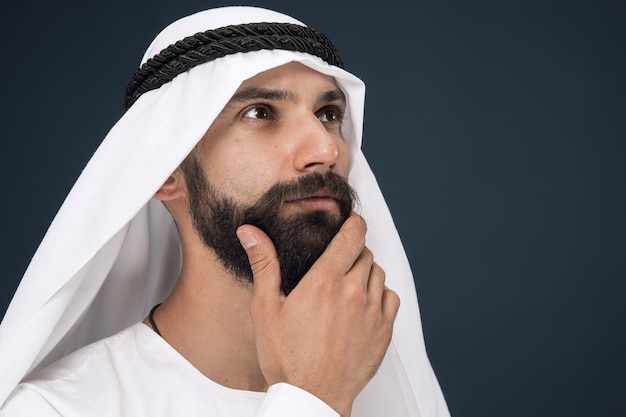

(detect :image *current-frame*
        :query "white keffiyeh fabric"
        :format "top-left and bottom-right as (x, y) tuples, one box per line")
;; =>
(0, 6), (449, 417)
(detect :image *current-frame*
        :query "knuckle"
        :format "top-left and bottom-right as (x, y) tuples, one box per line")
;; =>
(371, 261), (385, 279)
(345, 280), (367, 305)
(354, 228), (366, 250)
(353, 213), (367, 234)
(388, 289), (401, 311)
(249, 255), (275, 275)
(361, 248), (374, 264)
(310, 273), (336, 294)
(340, 216), (366, 249)
(380, 288), (400, 321)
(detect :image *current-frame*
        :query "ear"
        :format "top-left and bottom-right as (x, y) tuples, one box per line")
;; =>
(154, 170), (185, 201)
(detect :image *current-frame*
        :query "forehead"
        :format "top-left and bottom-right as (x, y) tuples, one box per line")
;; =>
(235, 61), (339, 94)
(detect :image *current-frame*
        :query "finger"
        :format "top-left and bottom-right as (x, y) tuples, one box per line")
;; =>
(381, 287), (401, 322)
(343, 247), (374, 292)
(313, 213), (368, 277)
(366, 261), (386, 302)
(236, 224), (283, 313)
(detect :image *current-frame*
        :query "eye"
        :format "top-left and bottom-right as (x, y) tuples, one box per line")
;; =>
(317, 105), (344, 123)
(242, 105), (272, 120)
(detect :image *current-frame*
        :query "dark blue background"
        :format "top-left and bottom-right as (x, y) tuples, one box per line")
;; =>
(1, 1), (624, 415)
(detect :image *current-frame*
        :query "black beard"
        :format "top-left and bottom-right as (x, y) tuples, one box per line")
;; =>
(181, 156), (356, 295)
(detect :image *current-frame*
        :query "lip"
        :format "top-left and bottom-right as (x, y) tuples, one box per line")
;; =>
(285, 188), (340, 213)
(286, 187), (336, 201)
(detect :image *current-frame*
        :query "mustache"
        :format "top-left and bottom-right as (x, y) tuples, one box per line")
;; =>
(247, 171), (357, 217)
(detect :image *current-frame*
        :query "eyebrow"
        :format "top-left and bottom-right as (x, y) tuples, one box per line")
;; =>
(226, 86), (346, 106)
(319, 88), (346, 104)
(229, 87), (296, 104)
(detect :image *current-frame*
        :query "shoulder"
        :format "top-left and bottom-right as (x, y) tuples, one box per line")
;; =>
(2, 323), (151, 416)
(30, 322), (148, 384)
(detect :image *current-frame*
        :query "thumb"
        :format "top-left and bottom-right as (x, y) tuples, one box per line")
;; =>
(236, 225), (283, 309)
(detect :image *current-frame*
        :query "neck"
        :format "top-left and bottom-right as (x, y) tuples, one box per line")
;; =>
(145, 246), (268, 392)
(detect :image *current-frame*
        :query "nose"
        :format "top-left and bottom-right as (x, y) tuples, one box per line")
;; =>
(291, 114), (342, 173)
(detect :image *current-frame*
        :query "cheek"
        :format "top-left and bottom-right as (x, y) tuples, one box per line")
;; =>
(206, 151), (280, 202)
(198, 123), (285, 201)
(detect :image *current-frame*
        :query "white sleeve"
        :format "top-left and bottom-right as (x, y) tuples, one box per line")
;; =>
(257, 383), (339, 417)
(0, 385), (62, 417)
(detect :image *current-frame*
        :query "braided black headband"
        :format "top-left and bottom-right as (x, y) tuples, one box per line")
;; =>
(124, 22), (344, 110)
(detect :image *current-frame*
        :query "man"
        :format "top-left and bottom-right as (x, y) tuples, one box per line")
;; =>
(0, 6), (449, 417)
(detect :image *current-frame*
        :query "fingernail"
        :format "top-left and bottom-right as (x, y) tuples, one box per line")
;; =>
(236, 230), (257, 249)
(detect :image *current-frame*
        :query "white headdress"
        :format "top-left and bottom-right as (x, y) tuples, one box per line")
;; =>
(0, 6), (449, 416)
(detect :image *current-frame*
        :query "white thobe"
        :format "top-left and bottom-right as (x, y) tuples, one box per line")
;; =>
(0, 323), (338, 417)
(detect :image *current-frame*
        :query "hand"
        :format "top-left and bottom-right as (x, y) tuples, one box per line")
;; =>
(237, 213), (400, 416)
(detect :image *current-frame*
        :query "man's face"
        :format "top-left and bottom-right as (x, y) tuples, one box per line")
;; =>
(182, 62), (355, 294)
